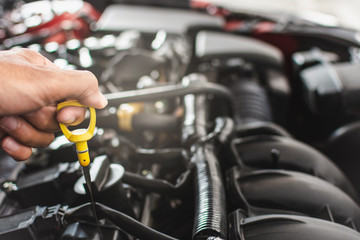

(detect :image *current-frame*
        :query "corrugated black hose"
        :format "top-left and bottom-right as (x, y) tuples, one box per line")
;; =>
(182, 88), (229, 239)
(191, 144), (227, 240)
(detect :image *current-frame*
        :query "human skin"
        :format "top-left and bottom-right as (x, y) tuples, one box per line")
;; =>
(0, 48), (108, 161)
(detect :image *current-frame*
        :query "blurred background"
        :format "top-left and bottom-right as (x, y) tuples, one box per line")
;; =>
(208, 0), (360, 30)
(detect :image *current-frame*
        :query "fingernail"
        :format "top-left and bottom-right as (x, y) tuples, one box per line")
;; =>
(100, 92), (108, 107)
(2, 138), (19, 152)
(0, 117), (18, 131)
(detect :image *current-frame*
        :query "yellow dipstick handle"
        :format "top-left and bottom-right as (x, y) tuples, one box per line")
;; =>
(57, 100), (96, 167)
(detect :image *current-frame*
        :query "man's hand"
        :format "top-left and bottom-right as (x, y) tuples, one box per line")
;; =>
(0, 49), (108, 161)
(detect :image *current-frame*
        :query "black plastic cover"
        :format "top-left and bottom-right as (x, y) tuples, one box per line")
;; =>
(229, 210), (360, 240)
(232, 135), (358, 201)
(227, 167), (360, 229)
(6, 163), (80, 208)
(301, 60), (360, 115)
(0, 205), (64, 240)
(195, 31), (283, 69)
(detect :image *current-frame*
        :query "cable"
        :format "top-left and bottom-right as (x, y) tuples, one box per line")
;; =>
(122, 169), (192, 196)
(65, 202), (178, 240)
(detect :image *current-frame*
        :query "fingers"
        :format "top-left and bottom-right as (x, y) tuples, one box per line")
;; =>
(1, 136), (32, 161)
(0, 49), (107, 116)
(0, 116), (54, 148)
(0, 48), (105, 161)
(42, 69), (108, 109)
(11, 48), (58, 68)
(0, 119), (32, 161)
(23, 105), (86, 132)
(56, 106), (86, 126)
(0, 105), (86, 161)
(0, 128), (5, 140)
(24, 105), (59, 132)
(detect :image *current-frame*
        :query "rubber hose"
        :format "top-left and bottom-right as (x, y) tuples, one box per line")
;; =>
(192, 144), (227, 239)
(66, 202), (178, 240)
(122, 170), (191, 197)
(230, 80), (272, 123)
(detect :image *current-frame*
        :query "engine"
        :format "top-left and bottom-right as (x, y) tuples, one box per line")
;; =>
(1, 1), (360, 239)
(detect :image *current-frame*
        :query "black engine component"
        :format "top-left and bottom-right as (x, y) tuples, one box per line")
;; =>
(0, 205), (65, 240)
(65, 202), (177, 240)
(192, 144), (227, 240)
(60, 222), (123, 240)
(293, 48), (360, 116)
(232, 135), (358, 201)
(226, 80), (273, 124)
(326, 121), (360, 194)
(2, 162), (81, 208)
(228, 167), (360, 229)
(229, 210), (360, 240)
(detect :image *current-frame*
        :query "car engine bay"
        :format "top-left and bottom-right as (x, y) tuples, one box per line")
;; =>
(1, 1), (360, 239)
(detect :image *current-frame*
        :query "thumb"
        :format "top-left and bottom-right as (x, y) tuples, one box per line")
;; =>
(44, 69), (108, 109)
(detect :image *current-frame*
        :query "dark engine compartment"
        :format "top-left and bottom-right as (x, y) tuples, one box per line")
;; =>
(1, 1), (360, 239)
